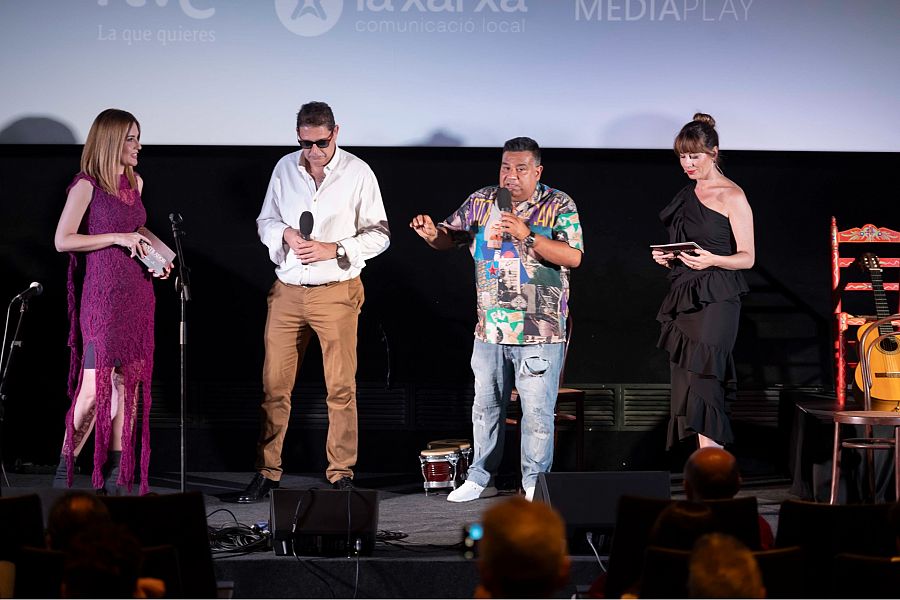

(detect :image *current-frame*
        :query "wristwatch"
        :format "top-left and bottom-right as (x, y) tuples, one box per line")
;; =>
(523, 233), (536, 248)
(335, 242), (346, 259)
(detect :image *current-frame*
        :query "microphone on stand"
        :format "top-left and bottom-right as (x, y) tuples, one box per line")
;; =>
(166, 211), (190, 492)
(496, 188), (512, 241)
(13, 282), (43, 302)
(299, 211), (314, 241)
(168, 212), (190, 301)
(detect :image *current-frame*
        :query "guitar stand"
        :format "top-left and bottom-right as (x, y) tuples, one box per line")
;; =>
(0, 296), (36, 495)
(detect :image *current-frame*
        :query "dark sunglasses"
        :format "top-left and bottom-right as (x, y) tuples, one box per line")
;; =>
(297, 130), (335, 149)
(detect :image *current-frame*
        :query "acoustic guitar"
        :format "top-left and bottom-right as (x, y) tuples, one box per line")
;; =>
(854, 253), (900, 410)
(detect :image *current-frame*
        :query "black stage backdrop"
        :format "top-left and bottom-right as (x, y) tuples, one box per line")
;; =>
(1, 146), (897, 474)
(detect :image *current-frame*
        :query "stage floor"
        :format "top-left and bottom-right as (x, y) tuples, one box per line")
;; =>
(2, 470), (797, 598)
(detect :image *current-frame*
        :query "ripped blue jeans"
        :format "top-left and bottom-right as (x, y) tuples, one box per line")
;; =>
(466, 339), (565, 490)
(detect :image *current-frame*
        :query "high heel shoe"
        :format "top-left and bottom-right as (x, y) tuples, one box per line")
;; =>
(52, 454), (69, 489)
(97, 450), (123, 496)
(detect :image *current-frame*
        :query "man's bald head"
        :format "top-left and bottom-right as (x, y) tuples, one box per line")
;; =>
(683, 447), (741, 501)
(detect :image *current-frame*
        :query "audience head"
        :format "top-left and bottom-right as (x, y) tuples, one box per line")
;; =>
(688, 533), (765, 599)
(46, 491), (112, 552)
(649, 501), (717, 551)
(476, 496), (570, 599)
(684, 447), (741, 501)
(60, 522), (142, 599)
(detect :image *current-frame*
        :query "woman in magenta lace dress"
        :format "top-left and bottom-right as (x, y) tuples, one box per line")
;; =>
(651, 113), (755, 450)
(52, 109), (171, 495)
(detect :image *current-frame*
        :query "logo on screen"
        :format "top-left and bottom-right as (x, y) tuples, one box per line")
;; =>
(276, 0), (343, 37)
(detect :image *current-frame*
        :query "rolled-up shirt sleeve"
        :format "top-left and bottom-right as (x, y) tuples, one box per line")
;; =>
(440, 196), (477, 248)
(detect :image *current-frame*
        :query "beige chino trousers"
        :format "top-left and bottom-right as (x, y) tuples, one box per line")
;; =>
(256, 277), (364, 483)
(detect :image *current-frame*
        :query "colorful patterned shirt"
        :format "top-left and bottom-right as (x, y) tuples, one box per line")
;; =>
(441, 182), (583, 345)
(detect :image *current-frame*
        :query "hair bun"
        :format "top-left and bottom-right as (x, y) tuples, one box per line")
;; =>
(692, 112), (716, 128)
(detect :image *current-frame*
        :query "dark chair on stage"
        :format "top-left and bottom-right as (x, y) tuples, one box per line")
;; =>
(100, 492), (215, 598)
(776, 499), (896, 597)
(833, 552), (900, 598)
(505, 314), (585, 471)
(637, 544), (805, 599)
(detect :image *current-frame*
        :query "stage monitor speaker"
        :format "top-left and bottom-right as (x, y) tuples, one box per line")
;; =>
(533, 471), (671, 554)
(270, 488), (379, 557)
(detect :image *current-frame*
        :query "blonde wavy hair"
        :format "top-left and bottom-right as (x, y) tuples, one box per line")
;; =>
(80, 109), (140, 197)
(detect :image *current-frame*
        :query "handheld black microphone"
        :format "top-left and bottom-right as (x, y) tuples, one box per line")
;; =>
(299, 211), (314, 241)
(496, 188), (512, 241)
(496, 187), (512, 213)
(14, 281), (43, 302)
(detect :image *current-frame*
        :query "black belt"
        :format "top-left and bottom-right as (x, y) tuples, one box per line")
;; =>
(284, 280), (338, 289)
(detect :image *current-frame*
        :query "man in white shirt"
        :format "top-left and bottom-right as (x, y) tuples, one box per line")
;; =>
(225, 102), (390, 503)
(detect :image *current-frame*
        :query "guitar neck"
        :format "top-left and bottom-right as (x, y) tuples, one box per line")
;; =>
(869, 269), (895, 335)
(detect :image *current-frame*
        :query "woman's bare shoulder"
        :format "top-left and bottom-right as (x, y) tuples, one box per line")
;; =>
(719, 180), (748, 208)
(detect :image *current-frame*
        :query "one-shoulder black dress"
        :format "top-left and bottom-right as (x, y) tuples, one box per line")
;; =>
(656, 182), (749, 449)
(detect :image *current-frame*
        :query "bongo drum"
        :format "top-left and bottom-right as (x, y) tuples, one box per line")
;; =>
(456, 441), (473, 485)
(427, 438), (470, 450)
(419, 448), (460, 494)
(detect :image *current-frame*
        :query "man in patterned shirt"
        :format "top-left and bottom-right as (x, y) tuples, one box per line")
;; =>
(410, 137), (583, 502)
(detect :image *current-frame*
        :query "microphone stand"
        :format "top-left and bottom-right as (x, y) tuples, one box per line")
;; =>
(0, 297), (33, 496)
(170, 214), (191, 493)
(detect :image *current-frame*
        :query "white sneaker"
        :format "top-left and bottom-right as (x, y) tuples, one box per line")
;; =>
(524, 486), (535, 502)
(447, 480), (498, 503)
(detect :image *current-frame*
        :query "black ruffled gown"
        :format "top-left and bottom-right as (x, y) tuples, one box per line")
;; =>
(656, 182), (749, 449)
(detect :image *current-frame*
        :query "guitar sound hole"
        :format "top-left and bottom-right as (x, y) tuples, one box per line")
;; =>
(879, 337), (899, 353)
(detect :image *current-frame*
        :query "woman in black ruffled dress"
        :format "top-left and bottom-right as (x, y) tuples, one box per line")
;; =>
(652, 113), (755, 449)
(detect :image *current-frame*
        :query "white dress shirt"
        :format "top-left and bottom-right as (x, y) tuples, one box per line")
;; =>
(257, 147), (390, 285)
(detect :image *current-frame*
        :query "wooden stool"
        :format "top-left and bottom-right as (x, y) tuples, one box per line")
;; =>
(830, 314), (900, 504)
